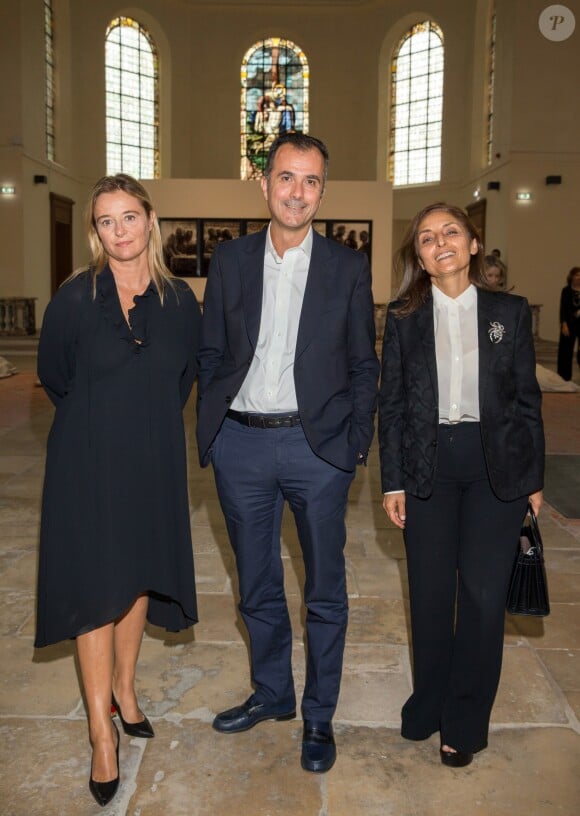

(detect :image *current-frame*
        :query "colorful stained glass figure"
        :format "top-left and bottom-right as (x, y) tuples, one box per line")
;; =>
(105, 17), (159, 178)
(241, 38), (309, 180)
(389, 22), (444, 186)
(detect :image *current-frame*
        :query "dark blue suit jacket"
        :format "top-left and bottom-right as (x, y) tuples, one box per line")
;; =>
(196, 229), (379, 471)
(379, 288), (544, 500)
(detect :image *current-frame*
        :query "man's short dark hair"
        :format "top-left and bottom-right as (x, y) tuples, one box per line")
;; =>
(264, 133), (329, 188)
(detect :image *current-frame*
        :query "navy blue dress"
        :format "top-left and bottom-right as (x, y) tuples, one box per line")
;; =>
(35, 265), (201, 647)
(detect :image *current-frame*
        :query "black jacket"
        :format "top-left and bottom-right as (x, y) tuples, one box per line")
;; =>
(379, 288), (544, 500)
(196, 229), (379, 471)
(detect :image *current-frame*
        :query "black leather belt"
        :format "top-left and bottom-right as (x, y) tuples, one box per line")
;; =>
(226, 409), (301, 429)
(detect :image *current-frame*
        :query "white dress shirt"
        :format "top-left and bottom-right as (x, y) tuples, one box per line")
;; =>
(231, 225), (311, 413)
(432, 283), (480, 424)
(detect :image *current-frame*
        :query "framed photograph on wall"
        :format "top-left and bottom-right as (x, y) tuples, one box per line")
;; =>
(200, 219), (242, 276)
(245, 219), (269, 236)
(159, 219), (199, 277)
(328, 220), (372, 267)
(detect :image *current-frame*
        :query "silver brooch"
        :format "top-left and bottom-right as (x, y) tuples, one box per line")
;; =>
(488, 321), (505, 343)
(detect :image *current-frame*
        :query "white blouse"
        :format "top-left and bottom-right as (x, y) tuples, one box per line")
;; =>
(432, 283), (480, 424)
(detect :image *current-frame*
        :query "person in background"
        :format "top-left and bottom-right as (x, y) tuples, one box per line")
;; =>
(379, 202), (544, 769)
(197, 133), (378, 774)
(557, 266), (580, 381)
(35, 174), (201, 807)
(483, 254), (509, 291)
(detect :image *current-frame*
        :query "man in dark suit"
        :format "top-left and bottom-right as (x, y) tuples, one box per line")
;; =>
(196, 133), (378, 773)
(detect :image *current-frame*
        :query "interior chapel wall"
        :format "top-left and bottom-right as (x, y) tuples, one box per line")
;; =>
(1, 0), (579, 341)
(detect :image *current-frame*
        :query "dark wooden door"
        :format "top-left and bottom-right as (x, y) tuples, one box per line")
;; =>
(466, 198), (486, 247)
(50, 194), (75, 293)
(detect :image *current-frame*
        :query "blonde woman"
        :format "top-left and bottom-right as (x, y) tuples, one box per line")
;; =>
(35, 174), (201, 806)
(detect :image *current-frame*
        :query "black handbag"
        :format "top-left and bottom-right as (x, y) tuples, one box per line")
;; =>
(506, 505), (550, 617)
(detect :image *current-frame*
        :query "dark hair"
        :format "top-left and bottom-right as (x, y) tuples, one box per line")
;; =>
(264, 133), (329, 188)
(392, 202), (487, 317)
(566, 266), (580, 285)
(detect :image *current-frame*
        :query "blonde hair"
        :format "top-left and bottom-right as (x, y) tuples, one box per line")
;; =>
(69, 173), (174, 303)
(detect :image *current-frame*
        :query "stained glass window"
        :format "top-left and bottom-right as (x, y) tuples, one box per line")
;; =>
(105, 17), (159, 178)
(44, 0), (55, 162)
(241, 38), (309, 180)
(389, 21), (444, 186)
(486, 5), (496, 165)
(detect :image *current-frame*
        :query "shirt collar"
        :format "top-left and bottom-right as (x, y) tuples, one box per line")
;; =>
(432, 282), (477, 310)
(266, 224), (313, 264)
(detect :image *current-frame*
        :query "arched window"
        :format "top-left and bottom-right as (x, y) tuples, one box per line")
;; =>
(486, 4), (496, 165)
(105, 17), (159, 178)
(389, 21), (444, 186)
(241, 38), (309, 180)
(44, 0), (55, 161)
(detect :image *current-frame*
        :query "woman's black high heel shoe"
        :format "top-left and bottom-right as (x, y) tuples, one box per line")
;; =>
(89, 721), (120, 807)
(111, 693), (155, 739)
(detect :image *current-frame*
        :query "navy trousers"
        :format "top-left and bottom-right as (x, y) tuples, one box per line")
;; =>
(211, 417), (355, 722)
(402, 422), (528, 753)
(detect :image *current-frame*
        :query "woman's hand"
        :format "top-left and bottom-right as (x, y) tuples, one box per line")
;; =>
(529, 490), (543, 517)
(561, 322), (570, 337)
(383, 491), (406, 529)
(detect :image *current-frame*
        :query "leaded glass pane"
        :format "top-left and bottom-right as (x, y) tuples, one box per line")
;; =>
(105, 17), (159, 177)
(410, 75), (428, 102)
(389, 21), (443, 186)
(45, 0), (55, 161)
(241, 38), (309, 179)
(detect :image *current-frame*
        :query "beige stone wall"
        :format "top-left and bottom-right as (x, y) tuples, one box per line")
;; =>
(1, 0), (579, 338)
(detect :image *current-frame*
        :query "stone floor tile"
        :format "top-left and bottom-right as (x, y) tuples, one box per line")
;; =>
(510, 603), (580, 648)
(0, 717), (143, 816)
(190, 524), (229, 555)
(0, 496), (41, 526)
(0, 455), (39, 475)
(347, 598), (410, 645)
(546, 549), (580, 574)
(327, 727), (580, 816)
(0, 524), (40, 540)
(0, 550), (37, 589)
(493, 645), (569, 724)
(336, 667), (411, 724)
(194, 553), (233, 593)
(536, 648), (580, 690)
(184, 594), (246, 644)
(565, 690), (580, 719)
(0, 474), (45, 498)
(125, 640), (253, 719)
(347, 555), (408, 599)
(547, 571), (580, 602)
(190, 498), (229, 528)
(0, 638), (80, 716)
(130, 720), (324, 816)
(0, 590), (35, 636)
(346, 501), (388, 529)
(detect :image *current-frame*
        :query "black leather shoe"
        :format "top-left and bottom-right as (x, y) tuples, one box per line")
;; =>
(89, 722), (120, 807)
(440, 748), (474, 767)
(301, 720), (336, 773)
(212, 695), (296, 733)
(112, 693), (155, 739)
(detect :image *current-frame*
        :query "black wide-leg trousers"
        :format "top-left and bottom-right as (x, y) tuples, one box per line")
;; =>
(401, 422), (527, 753)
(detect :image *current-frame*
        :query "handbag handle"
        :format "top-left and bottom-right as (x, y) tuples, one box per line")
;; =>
(526, 502), (543, 555)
